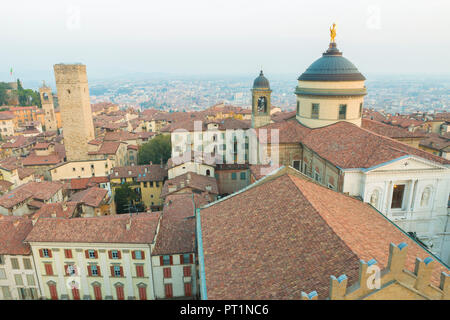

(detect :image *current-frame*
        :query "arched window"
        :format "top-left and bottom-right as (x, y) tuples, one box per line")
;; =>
(206, 169), (211, 176)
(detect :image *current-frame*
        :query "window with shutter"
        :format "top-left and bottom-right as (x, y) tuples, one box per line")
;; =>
(45, 263), (53, 275)
(64, 249), (72, 259)
(138, 286), (147, 300)
(163, 267), (171, 279)
(164, 284), (173, 298)
(183, 266), (191, 277)
(116, 285), (125, 300)
(93, 285), (102, 300)
(72, 287), (80, 300)
(48, 283), (58, 300)
(111, 250), (119, 259)
(136, 265), (144, 277)
(184, 283), (192, 297)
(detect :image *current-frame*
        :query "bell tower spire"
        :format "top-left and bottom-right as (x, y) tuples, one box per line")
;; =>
(251, 70), (272, 128)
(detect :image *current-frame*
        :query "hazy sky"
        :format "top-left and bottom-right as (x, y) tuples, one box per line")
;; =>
(1, 0), (450, 82)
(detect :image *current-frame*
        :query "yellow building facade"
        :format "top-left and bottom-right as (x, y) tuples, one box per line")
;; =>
(110, 165), (167, 211)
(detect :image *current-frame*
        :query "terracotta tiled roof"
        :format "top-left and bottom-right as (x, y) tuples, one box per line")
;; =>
(361, 119), (426, 139)
(0, 181), (63, 209)
(64, 176), (109, 190)
(362, 109), (387, 122)
(33, 142), (53, 150)
(127, 144), (138, 150)
(0, 180), (13, 192)
(383, 116), (424, 129)
(198, 170), (449, 299)
(161, 172), (218, 198)
(0, 111), (15, 120)
(1, 135), (34, 149)
(300, 121), (450, 168)
(32, 203), (76, 219)
(419, 133), (450, 152)
(166, 118), (251, 133)
(103, 131), (138, 142)
(9, 106), (37, 111)
(257, 119), (311, 144)
(0, 216), (33, 255)
(271, 111), (297, 123)
(88, 138), (103, 146)
(28, 200), (44, 208)
(152, 193), (196, 255)
(110, 165), (167, 182)
(136, 132), (156, 139)
(25, 212), (161, 244)
(0, 156), (22, 171)
(36, 130), (57, 138)
(17, 167), (35, 180)
(89, 141), (122, 155)
(22, 154), (62, 166)
(70, 186), (108, 207)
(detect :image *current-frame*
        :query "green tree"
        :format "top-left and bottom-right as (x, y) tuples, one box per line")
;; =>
(138, 134), (171, 165)
(15, 79), (41, 107)
(0, 83), (11, 106)
(114, 183), (143, 214)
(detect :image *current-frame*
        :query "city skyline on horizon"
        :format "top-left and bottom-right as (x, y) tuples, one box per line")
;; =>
(2, 0), (450, 82)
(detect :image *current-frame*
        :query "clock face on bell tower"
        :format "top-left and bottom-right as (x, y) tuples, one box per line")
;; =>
(257, 96), (267, 113)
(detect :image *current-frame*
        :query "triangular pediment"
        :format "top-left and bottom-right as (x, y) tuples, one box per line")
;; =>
(367, 156), (447, 172)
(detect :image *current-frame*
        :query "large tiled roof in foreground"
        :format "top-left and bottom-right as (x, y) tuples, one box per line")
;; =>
(198, 170), (449, 299)
(25, 212), (161, 244)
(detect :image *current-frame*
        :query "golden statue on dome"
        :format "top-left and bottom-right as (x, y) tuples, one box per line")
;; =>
(330, 23), (336, 43)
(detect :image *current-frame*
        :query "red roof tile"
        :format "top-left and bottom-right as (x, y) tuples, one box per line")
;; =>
(199, 170), (449, 299)
(25, 212), (161, 244)
(110, 165), (167, 182)
(0, 216), (33, 255)
(70, 187), (108, 207)
(161, 172), (218, 198)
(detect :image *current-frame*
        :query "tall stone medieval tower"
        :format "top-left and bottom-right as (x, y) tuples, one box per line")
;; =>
(54, 64), (95, 161)
(39, 83), (58, 132)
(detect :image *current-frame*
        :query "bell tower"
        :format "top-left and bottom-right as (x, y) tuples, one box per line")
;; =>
(251, 70), (272, 129)
(39, 82), (58, 132)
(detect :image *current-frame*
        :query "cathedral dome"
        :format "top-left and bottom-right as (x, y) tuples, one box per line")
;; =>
(253, 70), (270, 89)
(298, 43), (365, 82)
